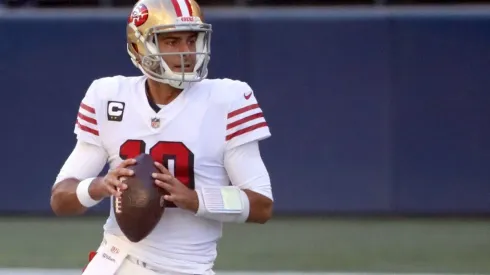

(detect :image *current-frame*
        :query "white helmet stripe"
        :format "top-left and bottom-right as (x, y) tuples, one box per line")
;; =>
(170, 0), (192, 17)
(177, 0), (191, 16)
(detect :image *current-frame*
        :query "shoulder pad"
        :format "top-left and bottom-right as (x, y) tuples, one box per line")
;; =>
(199, 78), (253, 105)
(89, 75), (143, 102)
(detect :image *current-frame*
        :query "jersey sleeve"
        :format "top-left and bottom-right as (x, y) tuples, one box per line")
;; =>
(225, 82), (271, 150)
(74, 80), (103, 147)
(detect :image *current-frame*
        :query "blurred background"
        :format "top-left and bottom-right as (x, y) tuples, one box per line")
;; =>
(0, 0), (489, 275)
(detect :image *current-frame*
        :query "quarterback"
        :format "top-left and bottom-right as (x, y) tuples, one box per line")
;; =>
(49, 0), (273, 274)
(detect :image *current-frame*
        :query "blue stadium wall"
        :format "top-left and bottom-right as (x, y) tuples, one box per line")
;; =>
(1, 7), (489, 216)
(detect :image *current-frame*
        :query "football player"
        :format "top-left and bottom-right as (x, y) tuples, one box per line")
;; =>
(49, 0), (273, 274)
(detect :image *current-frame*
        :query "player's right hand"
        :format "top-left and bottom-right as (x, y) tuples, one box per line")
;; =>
(89, 159), (136, 200)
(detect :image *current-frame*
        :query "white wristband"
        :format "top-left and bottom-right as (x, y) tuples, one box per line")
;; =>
(76, 177), (102, 208)
(195, 186), (250, 223)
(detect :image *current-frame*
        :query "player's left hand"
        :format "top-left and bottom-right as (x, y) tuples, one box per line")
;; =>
(152, 162), (199, 213)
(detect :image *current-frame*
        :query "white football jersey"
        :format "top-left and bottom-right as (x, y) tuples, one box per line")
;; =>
(74, 75), (271, 274)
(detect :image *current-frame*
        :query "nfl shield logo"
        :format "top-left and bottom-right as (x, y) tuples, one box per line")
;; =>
(151, 117), (160, 128)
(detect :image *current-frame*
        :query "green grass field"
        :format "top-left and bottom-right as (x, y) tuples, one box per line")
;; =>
(1, 216), (489, 274)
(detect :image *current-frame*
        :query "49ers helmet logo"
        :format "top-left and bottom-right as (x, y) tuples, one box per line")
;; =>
(128, 3), (149, 27)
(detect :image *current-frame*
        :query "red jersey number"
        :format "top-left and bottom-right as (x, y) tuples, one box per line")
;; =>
(119, 140), (195, 207)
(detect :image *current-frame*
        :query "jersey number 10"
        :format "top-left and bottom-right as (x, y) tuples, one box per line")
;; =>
(119, 140), (195, 208)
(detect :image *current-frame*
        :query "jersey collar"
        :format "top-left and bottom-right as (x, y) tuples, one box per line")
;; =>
(145, 80), (161, 113)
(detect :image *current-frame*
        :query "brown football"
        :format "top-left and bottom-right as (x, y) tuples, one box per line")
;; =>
(113, 153), (165, 243)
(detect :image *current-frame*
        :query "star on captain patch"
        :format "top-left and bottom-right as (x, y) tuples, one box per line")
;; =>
(151, 117), (161, 129)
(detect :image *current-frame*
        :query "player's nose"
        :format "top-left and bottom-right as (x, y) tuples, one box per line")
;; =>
(178, 42), (192, 53)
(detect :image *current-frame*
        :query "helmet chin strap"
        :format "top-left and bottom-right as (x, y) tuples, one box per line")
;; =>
(137, 63), (187, 90)
(168, 80), (187, 89)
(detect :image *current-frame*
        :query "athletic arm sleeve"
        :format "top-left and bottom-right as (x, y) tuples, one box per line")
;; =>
(53, 140), (108, 187)
(224, 141), (273, 200)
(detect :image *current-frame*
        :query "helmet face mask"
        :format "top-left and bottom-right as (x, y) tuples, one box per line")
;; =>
(126, 0), (212, 89)
(141, 26), (212, 87)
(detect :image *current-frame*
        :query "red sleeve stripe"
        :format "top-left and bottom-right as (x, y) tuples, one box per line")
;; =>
(76, 121), (99, 136)
(228, 104), (259, 119)
(226, 122), (268, 141)
(80, 102), (95, 114)
(227, 112), (264, 130)
(78, 112), (97, 125)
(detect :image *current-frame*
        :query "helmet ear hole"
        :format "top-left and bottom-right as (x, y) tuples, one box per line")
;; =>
(132, 43), (139, 53)
(142, 55), (160, 70)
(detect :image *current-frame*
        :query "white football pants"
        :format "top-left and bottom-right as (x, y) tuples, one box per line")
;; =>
(91, 233), (214, 275)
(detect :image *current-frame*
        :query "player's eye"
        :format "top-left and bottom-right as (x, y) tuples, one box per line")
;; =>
(165, 40), (177, 46)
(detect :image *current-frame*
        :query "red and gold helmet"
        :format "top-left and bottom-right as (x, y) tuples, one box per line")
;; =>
(126, 0), (212, 89)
